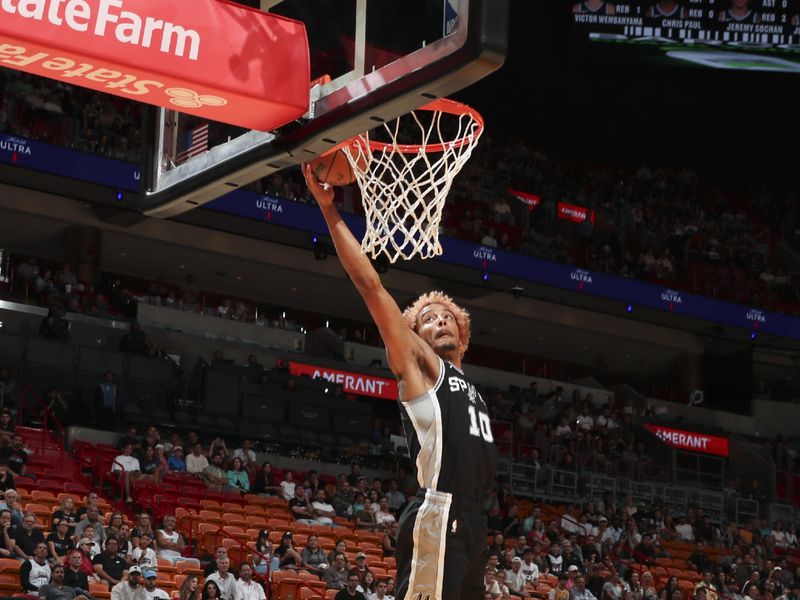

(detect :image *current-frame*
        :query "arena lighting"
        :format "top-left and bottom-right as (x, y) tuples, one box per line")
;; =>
(626, 304), (633, 313)
(751, 331), (758, 340)
(482, 272), (489, 282)
(311, 235), (318, 245)
(115, 191), (123, 201)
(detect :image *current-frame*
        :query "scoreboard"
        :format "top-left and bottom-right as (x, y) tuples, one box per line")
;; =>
(573, 0), (800, 71)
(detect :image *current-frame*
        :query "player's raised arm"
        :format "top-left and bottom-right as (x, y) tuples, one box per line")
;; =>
(302, 164), (429, 389)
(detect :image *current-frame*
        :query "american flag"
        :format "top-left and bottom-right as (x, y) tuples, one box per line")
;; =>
(176, 123), (209, 163)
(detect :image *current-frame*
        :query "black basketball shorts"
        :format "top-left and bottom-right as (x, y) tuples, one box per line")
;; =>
(394, 488), (488, 600)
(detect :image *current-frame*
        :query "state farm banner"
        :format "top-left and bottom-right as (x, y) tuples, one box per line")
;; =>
(288, 361), (398, 401)
(644, 423), (729, 457)
(0, 0), (309, 131)
(557, 201), (595, 224)
(508, 187), (541, 211)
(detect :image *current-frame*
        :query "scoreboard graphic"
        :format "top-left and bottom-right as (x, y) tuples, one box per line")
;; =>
(573, 0), (800, 70)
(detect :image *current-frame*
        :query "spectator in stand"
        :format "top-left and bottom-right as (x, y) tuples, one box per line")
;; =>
(1, 433), (29, 477)
(130, 514), (155, 550)
(484, 567), (502, 600)
(64, 549), (93, 593)
(132, 533), (157, 571)
(119, 323), (148, 354)
(14, 512), (46, 560)
(384, 480), (404, 514)
(20, 541), (51, 592)
(202, 453), (231, 492)
(300, 535), (328, 576)
(111, 442), (141, 503)
(234, 563), (264, 600)
(695, 571), (719, 600)
(110, 565), (145, 600)
(139, 446), (162, 485)
(253, 461), (279, 496)
(675, 516), (695, 542)
(143, 569), (170, 600)
(571, 575), (597, 600)
(205, 556), (237, 600)
(93, 537), (127, 589)
(331, 480), (355, 518)
(354, 497), (378, 531)
(547, 543), (564, 576)
(155, 515), (199, 568)
(232, 440), (256, 473)
(367, 578), (391, 600)
(279, 471), (296, 500)
(0, 462), (15, 493)
(373, 497), (395, 531)
(521, 547), (540, 584)
(252, 529), (275, 576)
(52, 497), (78, 536)
(688, 542), (711, 573)
(275, 532), (302, 571)
(0, 408), (15, 447)
(506, 557), (530, 598)
(336, 571), (366, 600)
(382, 521), (397, 558)
(94, 371), (118, 430)
(288, 486), (315, 523)
(167, 447), (186, 472)
(178, 575), (200, 600)
(226, 457), (249, 494)
(325, 554), (349, 590)
(47, 519), (74, 564)
(311, 489), (336, 526)
(75, 538), (97, 575)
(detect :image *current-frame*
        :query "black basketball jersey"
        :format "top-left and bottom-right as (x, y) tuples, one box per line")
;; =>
(722, 8), (755, 22)
(399, 358), (497, 504)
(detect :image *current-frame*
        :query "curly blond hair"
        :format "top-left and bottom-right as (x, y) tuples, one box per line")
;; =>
(402, 291), (471, 358)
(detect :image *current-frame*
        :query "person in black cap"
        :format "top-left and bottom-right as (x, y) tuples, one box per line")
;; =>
(275, 532), (302, 570)
(253, 529), (273, 576)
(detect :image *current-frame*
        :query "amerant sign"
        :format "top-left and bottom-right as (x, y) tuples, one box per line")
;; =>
(288, 361), (398, 401)
(644, 423), (729, 457)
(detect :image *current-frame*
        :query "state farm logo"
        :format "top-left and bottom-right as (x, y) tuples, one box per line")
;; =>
(571, 269), (593, 286)
(0, 136), (31, 156)
(746, 309), (766, 324)
(473, 247), (497, 263)
(256, 198), (283, 214)
(661, 289), (683, 304)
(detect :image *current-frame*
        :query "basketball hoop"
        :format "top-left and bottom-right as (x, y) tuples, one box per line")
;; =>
(341, 98), (484, 263)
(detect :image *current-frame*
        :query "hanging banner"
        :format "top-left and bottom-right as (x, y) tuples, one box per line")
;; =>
(644, 423), (729, 457)
(557, 201), (595, 224)
(508, 187), (541, 211)
(0, 0), (309, 131)
(288, 361), (398, 401)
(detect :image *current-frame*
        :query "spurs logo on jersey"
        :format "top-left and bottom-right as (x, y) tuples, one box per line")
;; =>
(400, 358), (497, 501)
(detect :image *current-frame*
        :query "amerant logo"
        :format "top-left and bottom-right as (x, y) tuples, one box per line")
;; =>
(746, 309), (766, 323)
(571, 269), (593, 285)
(473, 247), (497, 263)
(661, 289), (683, 304)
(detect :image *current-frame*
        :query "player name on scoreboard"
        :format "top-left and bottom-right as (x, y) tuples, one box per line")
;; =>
(574, 0), (800, 48)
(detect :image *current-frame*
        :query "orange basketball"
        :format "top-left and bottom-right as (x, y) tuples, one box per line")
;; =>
(309, 148), (356, 186)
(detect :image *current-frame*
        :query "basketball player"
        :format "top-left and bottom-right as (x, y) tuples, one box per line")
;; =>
(572, 0), (616, 15)
(302, 164), (497, 600)
(719, 0), (759, 23)
(647, 1), (686, 19)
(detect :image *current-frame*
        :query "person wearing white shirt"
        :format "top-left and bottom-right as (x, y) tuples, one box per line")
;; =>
(506, 557), (529, 598)
(311, 490), (336, 526)
(111, 444), (141, 503)
(675, 517), (695, 542)
(520, 548), (540, 584)
(279, 472), (296, 501)
(185, 445), (209, 475)
(235, 564), (265, 600)
(206, 557), (239, 600)
(484, 568), (502, 600)
(132, 533), (157, 571)
(232, 441), (257, 471)
(142, 570), (170, 600)
(576, 409), (594, 432)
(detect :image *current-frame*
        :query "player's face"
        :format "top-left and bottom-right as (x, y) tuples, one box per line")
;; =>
(416, 303), (459, 356)
(733, 0), (749, 7)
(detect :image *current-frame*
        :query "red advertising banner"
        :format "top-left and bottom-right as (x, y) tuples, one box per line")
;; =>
(508, 187), (541, 211)
(0, 0), (309, 131)
(288, 361), (398, 401)
(644, 423), (729, 457)
(557, 201), (595, 224)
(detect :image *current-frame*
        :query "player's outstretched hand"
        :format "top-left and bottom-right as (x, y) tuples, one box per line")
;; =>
(302, 163), (335, 208)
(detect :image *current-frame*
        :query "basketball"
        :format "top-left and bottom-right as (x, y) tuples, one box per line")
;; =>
(309, 147), (356, 186)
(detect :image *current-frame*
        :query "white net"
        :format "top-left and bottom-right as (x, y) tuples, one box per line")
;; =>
(341, 99), (483, 263)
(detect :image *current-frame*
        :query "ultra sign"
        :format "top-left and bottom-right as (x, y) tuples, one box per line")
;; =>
(0, 0), (310, 131)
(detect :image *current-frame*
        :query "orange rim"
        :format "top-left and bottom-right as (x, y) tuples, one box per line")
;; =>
(356, 98), (484, 155)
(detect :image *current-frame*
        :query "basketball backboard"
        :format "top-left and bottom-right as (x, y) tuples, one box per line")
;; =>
(136, 0), (508, 217)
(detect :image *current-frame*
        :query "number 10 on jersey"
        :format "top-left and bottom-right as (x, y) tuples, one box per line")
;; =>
(467, 405), (494, 442)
